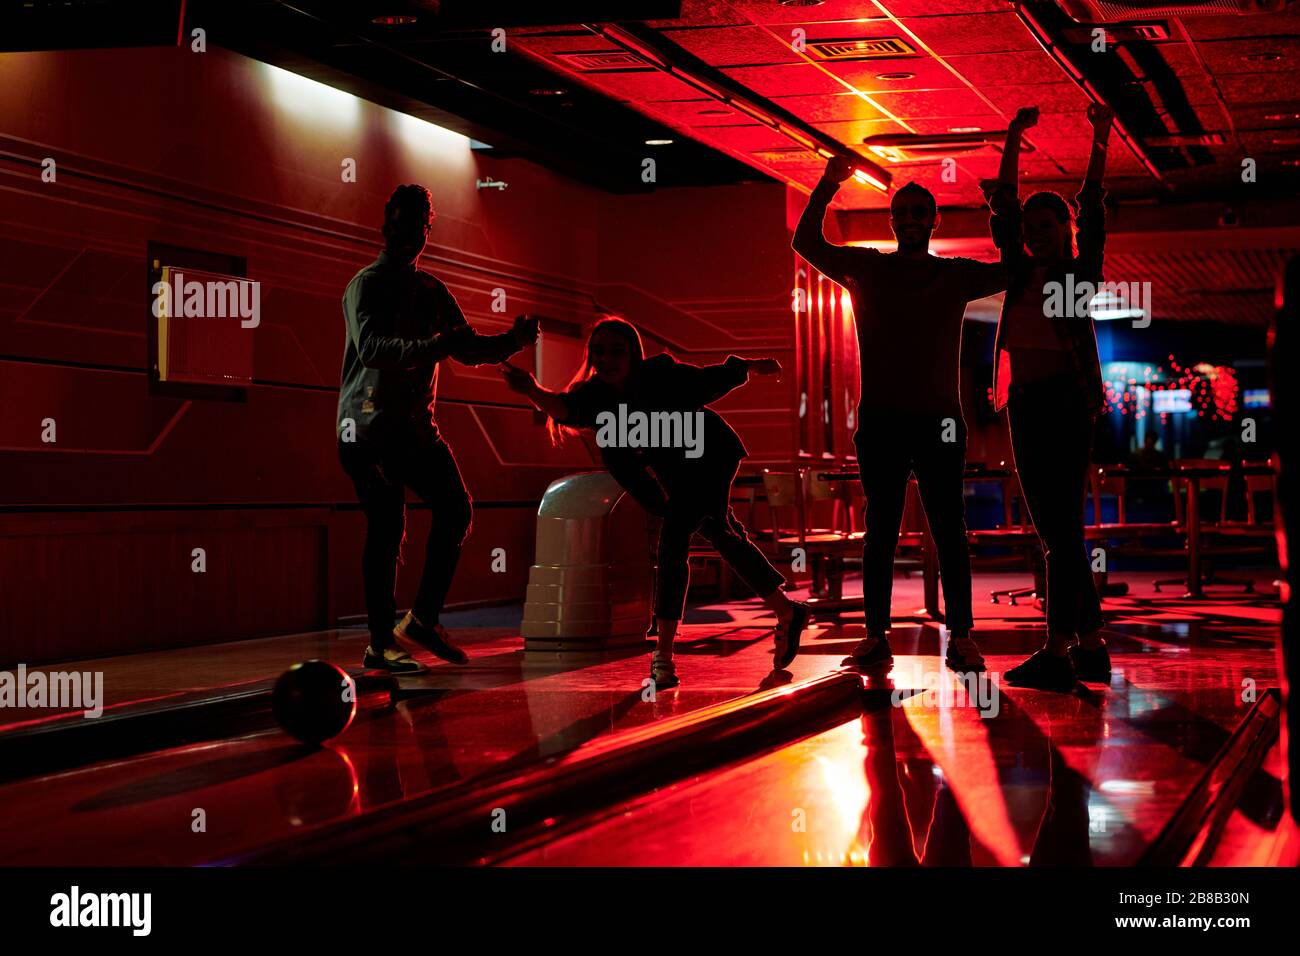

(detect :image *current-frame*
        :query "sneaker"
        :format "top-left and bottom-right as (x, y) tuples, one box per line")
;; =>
(649, 651), (679, 690)
(1069, 642), (1112, 682)
(846, 634), (893, 668)
(774, 602), (811, 669)
(945, 633), (986, 674)
(1004, 649), (1076, 693)
(363, 644), (427, 674)
(394, 611), (469, 665)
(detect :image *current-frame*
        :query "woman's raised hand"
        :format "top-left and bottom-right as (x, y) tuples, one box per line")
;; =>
(1087, 102), (1114, 136)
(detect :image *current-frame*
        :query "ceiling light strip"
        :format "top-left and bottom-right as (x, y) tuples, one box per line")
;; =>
(582, 22), (892, 192)
(1015, 2), (1167, 187)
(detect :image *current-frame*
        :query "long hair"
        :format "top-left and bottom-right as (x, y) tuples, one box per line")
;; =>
(1023, 190), (1076, 261)
(546, 315), (646, 445)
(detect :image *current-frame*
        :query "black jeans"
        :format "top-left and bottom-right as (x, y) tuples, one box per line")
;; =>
(1007, 379), (1104, 638)
(654, 455), (786, 621)
(855, 413), (974, 635)
(338, 425), (472, 648)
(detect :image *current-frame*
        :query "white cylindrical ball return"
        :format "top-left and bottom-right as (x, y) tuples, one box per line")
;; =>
(521, 471), (653, 652)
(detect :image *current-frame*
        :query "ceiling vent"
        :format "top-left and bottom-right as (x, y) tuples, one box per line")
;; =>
(1054, 0), (1292, 24)
(805, 37), (918, 61)
(552, 50), (654, 72)
(1144, 132), (1228, 146)
(750, 146), (824, 165)
(1132, 22), (1172, 40)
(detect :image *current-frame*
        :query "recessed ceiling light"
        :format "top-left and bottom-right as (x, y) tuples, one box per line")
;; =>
(1264, 112), (1300, 121)
(1244, 52), (1284, 62)
(876, 72), (916, 81)
(949, 126), (981, 133)
(529, 88), (569, 97)
(371, 15), (417, 25)
(645, 138), (675, 146)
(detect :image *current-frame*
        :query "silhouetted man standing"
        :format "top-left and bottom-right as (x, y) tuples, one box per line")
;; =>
(794, 157), (1011, 672)
(338, 184), (538, 673)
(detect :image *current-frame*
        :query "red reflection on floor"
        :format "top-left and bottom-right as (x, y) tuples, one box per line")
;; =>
(0, 571), (1289, 866)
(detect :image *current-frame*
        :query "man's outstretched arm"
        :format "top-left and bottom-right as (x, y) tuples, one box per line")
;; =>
(435, 285), (539, 366)
(792, 156), (857, 284)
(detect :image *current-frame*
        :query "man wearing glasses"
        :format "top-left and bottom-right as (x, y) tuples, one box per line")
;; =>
(337, 184), (539, 673)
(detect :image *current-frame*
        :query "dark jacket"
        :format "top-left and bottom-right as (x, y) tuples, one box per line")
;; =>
(560, 353), (751, 514)
(988, 183), (1107, 414)
(336, 251), (523, 440)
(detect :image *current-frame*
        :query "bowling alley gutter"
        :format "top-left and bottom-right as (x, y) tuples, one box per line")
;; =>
(0, 681), (277, 785)
(228, 671), (867, 865)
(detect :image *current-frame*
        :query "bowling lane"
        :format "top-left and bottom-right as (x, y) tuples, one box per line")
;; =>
(498, 660), (1272, 867)
(0, 624), (797, 865)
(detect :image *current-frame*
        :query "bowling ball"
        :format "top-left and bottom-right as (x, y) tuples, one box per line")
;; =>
(272, 660), (357, 745)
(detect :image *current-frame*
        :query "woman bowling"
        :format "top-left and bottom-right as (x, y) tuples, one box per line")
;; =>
(500, 316), (810, 689)
(983, 103), (1115, 691)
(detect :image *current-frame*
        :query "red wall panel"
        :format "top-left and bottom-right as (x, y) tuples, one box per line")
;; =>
(0, 46), (800, 663)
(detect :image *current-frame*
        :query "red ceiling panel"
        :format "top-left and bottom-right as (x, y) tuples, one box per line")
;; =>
(905, 113), (1005, 134)
(661, 25), (802, 66)
(825, 57), (966, 94)
(648, 98), (756, 125)
(585, 70), (707, 102)
(720, 63), (850, 96)
(1033, 136), (1109, 165)
(979, 83), (1091, 117)
(694, 123), (802, 152)
(1104, 175), (1160, 195)
(1233, 103), (1300, 130)
(769, 91), (890, 122)
(780, 17), (903, 43)
(1180, 10), (1300, 42)
(814, 117), (908, 143)
(1192, 37), (1300, 76)
(726, 0), (890, 26)
(900, 13), (1039, 57)
(505, 3), (1298, 210)
(1021, 110), (1105, 140)
(876, 0), (1011, 15)
(868, 86), (992, 119)
(1240, 130), (1300, 153)
(644, 0), (752, 29)
(1218, 71), (1300, 104)
(945, 51), (1070, 87)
